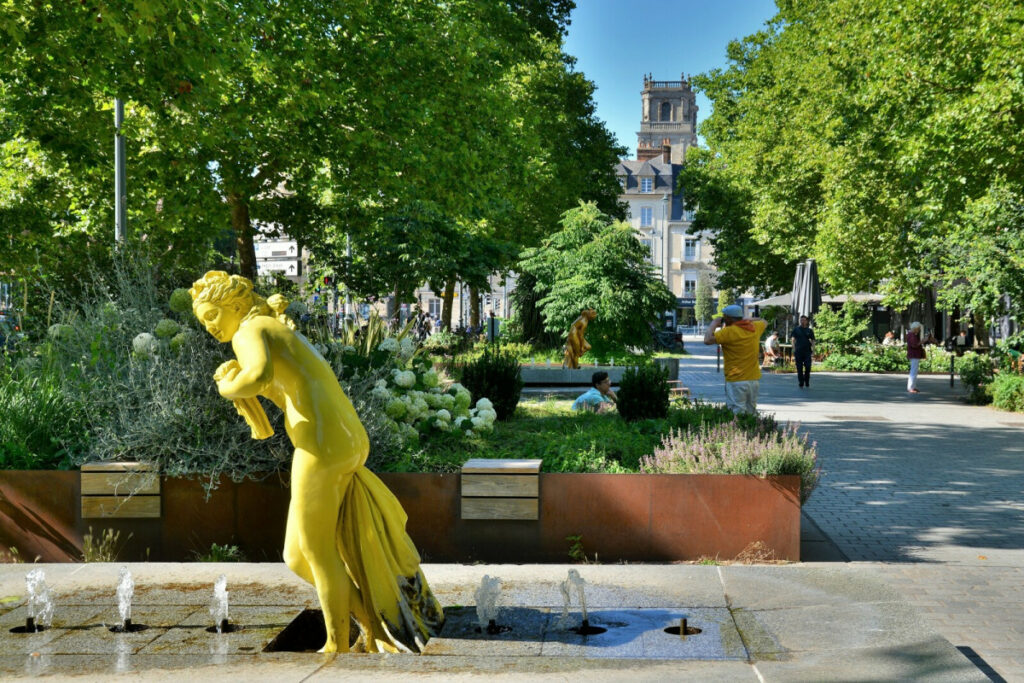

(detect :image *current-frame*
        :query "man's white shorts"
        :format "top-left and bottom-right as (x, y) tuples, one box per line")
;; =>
(724, 380), (759, 415)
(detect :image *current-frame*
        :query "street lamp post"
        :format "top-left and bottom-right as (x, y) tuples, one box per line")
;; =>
(114, 99), (126, 245)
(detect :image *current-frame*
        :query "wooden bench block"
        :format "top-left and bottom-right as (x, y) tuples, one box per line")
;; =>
(81, 462), (161, 519)
(81, 495), (161, 519)
(461, 459), (540, 520)
(460, 497), (538, 521)
(81, 471), (160, 496)
(462, 474), (539, 498)
(461, 458), (542, 475)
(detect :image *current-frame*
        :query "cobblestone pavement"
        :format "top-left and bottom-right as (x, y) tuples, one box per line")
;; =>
(679, 336), (1024, 680)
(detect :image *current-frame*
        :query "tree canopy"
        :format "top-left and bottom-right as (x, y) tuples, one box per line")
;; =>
(684, 0), (1024, 320)
(517, 203), (676, 351)
(1, 0), (624, 312)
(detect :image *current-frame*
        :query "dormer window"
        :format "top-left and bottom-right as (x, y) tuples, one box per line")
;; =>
(618, 176), (627, 190)
(641, 177), (653, 193)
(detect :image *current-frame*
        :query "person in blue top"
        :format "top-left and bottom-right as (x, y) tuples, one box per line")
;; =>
(572, 371), (617, 412)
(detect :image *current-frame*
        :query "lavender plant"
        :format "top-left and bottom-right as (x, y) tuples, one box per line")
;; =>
(640, 419), (820, 503)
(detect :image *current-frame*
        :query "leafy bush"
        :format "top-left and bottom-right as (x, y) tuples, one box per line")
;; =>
(422, 328), (466, 355)
(0, 372), (88, 469)
(812, 300), (870, 353)
(821, 343), (906, 372)
(458, 348), (523, 421)
(616, 363), (670, 422)
(641, 419), (820, 503)
(954, 352), (995, 403)
(991, 373), (1024, 412)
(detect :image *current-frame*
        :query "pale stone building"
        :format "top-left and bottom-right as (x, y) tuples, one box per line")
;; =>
(616, 74), (718, 327)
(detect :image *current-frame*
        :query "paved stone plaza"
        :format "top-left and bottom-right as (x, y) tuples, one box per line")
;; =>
(682, 337), (1024, 680)
(0, 339), (1019, 680)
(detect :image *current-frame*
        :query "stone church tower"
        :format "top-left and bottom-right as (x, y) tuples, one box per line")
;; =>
(636, 73), (698, 164)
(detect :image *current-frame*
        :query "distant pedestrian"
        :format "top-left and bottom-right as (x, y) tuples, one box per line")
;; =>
(704, 304), (767, 414)
(791, 315), (816, 388)
(906, 321), (926, 393)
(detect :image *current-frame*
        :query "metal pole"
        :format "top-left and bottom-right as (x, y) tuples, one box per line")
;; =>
(950, 354), (955, 388)
(717, 345), (721, 373)
(345, 233), (354, 323)
(114, 99), (126, 244)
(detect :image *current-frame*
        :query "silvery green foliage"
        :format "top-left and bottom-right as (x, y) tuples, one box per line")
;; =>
(42, 253), (401, 490)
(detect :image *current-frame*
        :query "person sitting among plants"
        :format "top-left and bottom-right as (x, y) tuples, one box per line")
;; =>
(572, 370), (617, 412)
(762, 330), (781, 367)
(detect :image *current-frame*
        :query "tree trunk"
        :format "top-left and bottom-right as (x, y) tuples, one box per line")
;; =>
(228, 193), (257, 280)
(469, 286), (481, 330)
(973, 312), (988, 347)
(441, 278), (456, 331)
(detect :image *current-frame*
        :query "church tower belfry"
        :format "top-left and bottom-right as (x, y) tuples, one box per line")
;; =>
(637, 73), (698, 163)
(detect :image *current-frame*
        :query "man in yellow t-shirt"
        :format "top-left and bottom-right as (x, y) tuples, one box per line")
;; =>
(703, 304), (767, 414)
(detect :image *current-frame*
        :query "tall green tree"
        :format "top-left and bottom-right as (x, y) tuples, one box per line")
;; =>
(517, 203), (676, 351)
(694, 272), (716, 324)
(687, 0), (1024, 319)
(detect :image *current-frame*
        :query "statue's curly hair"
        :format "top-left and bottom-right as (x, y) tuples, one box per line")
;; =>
(189, 271), (293, 328)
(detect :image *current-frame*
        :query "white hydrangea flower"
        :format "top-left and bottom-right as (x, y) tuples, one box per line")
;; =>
(475, 398), (494, 411)
(421, 369), (439, 388)
(470, 417), (493, 433)
(434, 418), (451, 432)
(478, 408), (498, 423)
(435, 409), (452, 422)
(439, 394), (455, 411)
(452, 389), (472, 410)
(453, 416), (468, 429)
(412, 398), (430, 420)
(132, 332), (159, 355)
(385, 398), (407, 420)
(399, 336), (415, 359)
(424, 392), (442, 409)
(378, 337), (399, 353)
(394, 370), (416, 388)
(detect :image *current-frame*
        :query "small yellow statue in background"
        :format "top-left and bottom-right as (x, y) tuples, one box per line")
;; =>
(190, 271), (443, 653)
(563, 308), (597, 369)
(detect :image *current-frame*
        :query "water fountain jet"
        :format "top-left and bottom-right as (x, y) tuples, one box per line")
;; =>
(206, 574), (240, 633)
(10, 568), (53, 634)
(474, 574), (508, 634)
(558, 569), (606, 636)
(109, 567), (147, 632)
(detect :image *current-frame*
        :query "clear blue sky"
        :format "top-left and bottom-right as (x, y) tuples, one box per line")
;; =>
(563, 0), (778, 157)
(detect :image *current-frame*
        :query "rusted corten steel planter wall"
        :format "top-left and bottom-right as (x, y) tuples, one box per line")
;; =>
(0, 472), (800, 562)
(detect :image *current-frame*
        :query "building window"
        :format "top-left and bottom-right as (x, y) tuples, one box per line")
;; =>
(639, 238), (654, 262)
(618, 176), (626, 190)
(660, 101), (672, 121)
(429, 298), (442, 318)
(683, 208), (695, 221)
(684, 278), (697, 297)
(640, 207), (653, 226)
(641, 177), (653, 193)
(684, 238), (699, 261)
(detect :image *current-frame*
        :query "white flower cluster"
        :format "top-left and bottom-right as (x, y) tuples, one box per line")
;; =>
(370, 336), (498, 445)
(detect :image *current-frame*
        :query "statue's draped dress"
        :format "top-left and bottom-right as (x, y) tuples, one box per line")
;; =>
(337, 465), (444, 652)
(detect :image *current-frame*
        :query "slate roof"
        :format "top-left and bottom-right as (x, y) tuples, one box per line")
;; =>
(616, 158), (686, 221)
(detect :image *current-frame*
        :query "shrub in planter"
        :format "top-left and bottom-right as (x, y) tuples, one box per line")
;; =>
(458, 348), (522, 421)
(617, 363), (669, 422)
(955, 352), (995, 403)
(641, 419), (820, 503)
(991, 373), (1024, 412)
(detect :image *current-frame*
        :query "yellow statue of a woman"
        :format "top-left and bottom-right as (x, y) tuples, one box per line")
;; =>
(190, 271), (443, 653)
(563, 308), (597, 369)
